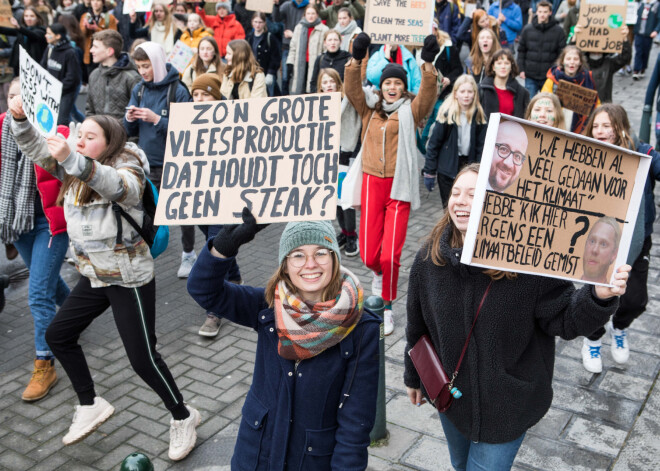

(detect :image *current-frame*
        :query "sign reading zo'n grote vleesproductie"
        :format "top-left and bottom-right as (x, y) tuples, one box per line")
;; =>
(154, 93), (341, 225)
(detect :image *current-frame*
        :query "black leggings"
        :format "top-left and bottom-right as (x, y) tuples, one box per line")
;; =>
(45, 277), (184, 412)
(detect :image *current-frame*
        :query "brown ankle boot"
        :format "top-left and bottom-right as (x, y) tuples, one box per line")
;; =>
(22, 359), (58, 402)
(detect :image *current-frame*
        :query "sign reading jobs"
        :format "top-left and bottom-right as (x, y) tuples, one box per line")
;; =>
(154, 93), (341, 225)
(462, 115), (650, 286)
(364, 0), (434, 46)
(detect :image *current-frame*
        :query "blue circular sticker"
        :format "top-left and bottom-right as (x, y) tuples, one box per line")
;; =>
(35, 103), (55, 134)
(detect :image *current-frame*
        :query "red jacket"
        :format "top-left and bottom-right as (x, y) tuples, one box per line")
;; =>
(0, 112), (68, 237)
(197, 9), (245, 57)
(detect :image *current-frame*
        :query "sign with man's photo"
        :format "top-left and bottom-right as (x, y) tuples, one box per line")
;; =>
(461, 114), (650, 286)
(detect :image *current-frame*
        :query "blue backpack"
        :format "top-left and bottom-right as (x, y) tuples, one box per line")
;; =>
(112, 179), (169, 258)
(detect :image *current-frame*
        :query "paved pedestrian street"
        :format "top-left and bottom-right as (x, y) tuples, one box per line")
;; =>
(1, 50), (660, 471)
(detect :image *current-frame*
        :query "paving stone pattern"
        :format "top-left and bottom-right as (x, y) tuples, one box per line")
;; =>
(1, 49), (660, 471)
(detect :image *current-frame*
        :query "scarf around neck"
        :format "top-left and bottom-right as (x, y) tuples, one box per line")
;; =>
(274, 267), (363, 361)
(293, 18), (321, 93)
(0, 115), (36, 244)
(335, 20), (357, 51)
(548, 65), (597, 133)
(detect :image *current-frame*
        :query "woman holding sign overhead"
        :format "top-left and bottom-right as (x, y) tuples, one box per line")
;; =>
(404, 163), (630, 471)
(344, 32), (439, 335)
(187, 215), (380, 471)
(0, 6), (48, 75)
(7, 96), (200, 462)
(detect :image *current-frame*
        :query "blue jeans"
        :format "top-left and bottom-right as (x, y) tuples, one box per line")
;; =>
(524, 77), (545, 99)
(439, 413), (525, 471)
(13, 214), (70, 358)
(71, 82), (85, 123)
(634, 35), (653, 73)
(281, 48), (290, 95)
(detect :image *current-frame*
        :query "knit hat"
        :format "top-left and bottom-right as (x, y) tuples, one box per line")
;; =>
(379, 63), (407, 90)
(216, 1), (232, 13)
(191, 73), (222, 100)
(278, 221), (341, 265)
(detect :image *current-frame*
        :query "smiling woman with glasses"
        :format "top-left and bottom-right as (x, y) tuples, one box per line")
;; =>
(187, 212), (380, 470)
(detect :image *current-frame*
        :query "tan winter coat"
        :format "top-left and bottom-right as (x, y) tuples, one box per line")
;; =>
(287, 22), (328, 94)
(220, 70), (268, 99)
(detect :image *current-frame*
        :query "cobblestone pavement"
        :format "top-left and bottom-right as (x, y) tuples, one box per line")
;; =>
(2, 49), (660, 471)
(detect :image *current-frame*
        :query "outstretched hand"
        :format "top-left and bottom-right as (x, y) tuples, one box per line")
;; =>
(593, 264), (631, 300)
(211, 207), (267, 258)
(46, 136), (72, 163)
(8, 95), (26, 120)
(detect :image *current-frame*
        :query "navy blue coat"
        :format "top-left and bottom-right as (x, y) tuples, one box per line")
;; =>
(124, 63), (190, 168)
(188, 245), (381, 471)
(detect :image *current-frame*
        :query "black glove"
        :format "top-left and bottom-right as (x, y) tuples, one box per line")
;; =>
(423, 173), (436, 192)
(421, 35), (440, 63)
(351, 32), (371, 61)
(212, 207), (266, 257)
(286, 63), (294, 80)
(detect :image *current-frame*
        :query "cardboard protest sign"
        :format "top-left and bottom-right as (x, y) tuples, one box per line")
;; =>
(555, 80), (599, 116)
(166, 40), (195, 73)
(154, 93), (342, 225)
(364, 0), (435, 46)
(0, 0), (14, 28)
(19, 47), (62, 137)
(461, 115), (650, 287)
(123, 0), (153, 14)
(246, 0), (273, 14)
(574, 0), (627, 53)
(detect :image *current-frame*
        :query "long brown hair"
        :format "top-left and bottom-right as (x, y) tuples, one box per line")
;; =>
(225, 39), (263, 83)
(583, 104), (635, 150)
(193, 36), (222, 76)
(468, 28), (500, 75)
(556, 45), (587, 74)
(264, 252), (343, 307)
(316, 67), (344, 96)
(58, 14), (84, 50)
(424, 163), (516, 281)
(56, 116), (141, 206)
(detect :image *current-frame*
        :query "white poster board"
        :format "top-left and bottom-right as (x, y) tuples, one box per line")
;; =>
(123, 0), (154, 14)
(363, 0), (435, 46)
(166, 40), (195, 73)
(461, 114), (650, 287)
(19, 46), (62, 137)
(246, 0), (273, 14)
(154, 94), (342, 225)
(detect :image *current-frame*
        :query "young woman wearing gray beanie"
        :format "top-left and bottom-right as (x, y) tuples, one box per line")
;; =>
(187, 209), (380, 470)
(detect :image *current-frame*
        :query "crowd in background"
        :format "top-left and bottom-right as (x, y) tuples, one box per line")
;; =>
(0, 0), (659, 468)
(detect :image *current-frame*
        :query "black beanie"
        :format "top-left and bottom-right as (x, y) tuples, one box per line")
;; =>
(379, 63), (407, 90)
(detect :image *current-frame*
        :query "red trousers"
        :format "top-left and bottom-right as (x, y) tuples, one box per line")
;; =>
(359, 174), (411, 302)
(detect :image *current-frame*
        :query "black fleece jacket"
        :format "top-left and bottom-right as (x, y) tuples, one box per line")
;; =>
(404, 228), (618, 444)
(310, 49), (352, 93)
(40, 40), (81, 94)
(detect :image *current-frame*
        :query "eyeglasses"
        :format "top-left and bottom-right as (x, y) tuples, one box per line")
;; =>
(286, 249), (333, 268)
(495, 143), (525, 166)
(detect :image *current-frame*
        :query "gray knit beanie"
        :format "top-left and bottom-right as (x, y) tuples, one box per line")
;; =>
(216, 1), (232, 13)
(278, 221), (341, 265)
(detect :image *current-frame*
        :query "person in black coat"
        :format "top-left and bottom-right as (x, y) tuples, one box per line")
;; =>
(432, 28), (463, 101)
(517, 1), (566, 97)
(0, 6), (48, 75)
(424, 74), (487, 205)
(41, 23), (82, 125)
(246, 12), (281, 96)
(479, 48), (529, 119)
(310, 30), (352, 93)
(404, 163), (631, 469)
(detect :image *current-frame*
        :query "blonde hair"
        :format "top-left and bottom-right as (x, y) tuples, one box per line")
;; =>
(524, 92), (566, 130)
(437, 74), (486, 125)
(225, 39), (262, 83)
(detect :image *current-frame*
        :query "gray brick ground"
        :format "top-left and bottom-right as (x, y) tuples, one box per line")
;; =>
(1, 46), (659, 471)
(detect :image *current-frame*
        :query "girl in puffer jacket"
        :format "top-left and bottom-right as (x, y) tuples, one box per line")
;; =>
(7, 98), (200, 463)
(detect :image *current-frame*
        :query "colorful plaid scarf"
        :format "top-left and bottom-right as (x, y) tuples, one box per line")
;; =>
(274, 267), (363, 361)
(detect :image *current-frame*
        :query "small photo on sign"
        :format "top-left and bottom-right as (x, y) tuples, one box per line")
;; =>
(461, 114), (650, 286)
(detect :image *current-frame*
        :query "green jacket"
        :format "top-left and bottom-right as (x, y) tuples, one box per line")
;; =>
(319, 1), (365, 29)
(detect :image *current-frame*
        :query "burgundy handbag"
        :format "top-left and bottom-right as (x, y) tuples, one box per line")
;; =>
(408, 281), (492, 412)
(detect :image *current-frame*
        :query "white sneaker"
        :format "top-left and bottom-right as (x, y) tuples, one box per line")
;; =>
(177, 252), (197, 278)
(581, 338), (603, 373)
(62, 397), (115, 445)
(609, 322), (630, 364)
(169, 405), (201, 461)
(371, 272), (383, 298)
(383, 309), (394, 336)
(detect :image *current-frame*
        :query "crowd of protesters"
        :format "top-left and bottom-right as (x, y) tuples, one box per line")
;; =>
(2, 0), (660, 469)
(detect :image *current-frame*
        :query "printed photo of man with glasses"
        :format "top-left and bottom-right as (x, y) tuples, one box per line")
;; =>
(487, 120), (529, 193)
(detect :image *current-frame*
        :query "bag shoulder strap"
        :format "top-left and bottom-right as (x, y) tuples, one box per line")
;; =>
(112, 202), (149, 246)
(453, 280), (493, 379)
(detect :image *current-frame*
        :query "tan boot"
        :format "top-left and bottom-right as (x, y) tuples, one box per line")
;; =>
(22, 359), (58, 402)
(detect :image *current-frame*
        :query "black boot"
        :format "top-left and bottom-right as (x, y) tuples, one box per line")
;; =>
(345, 235), (359, 257)
(0, 274), (9, 314)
